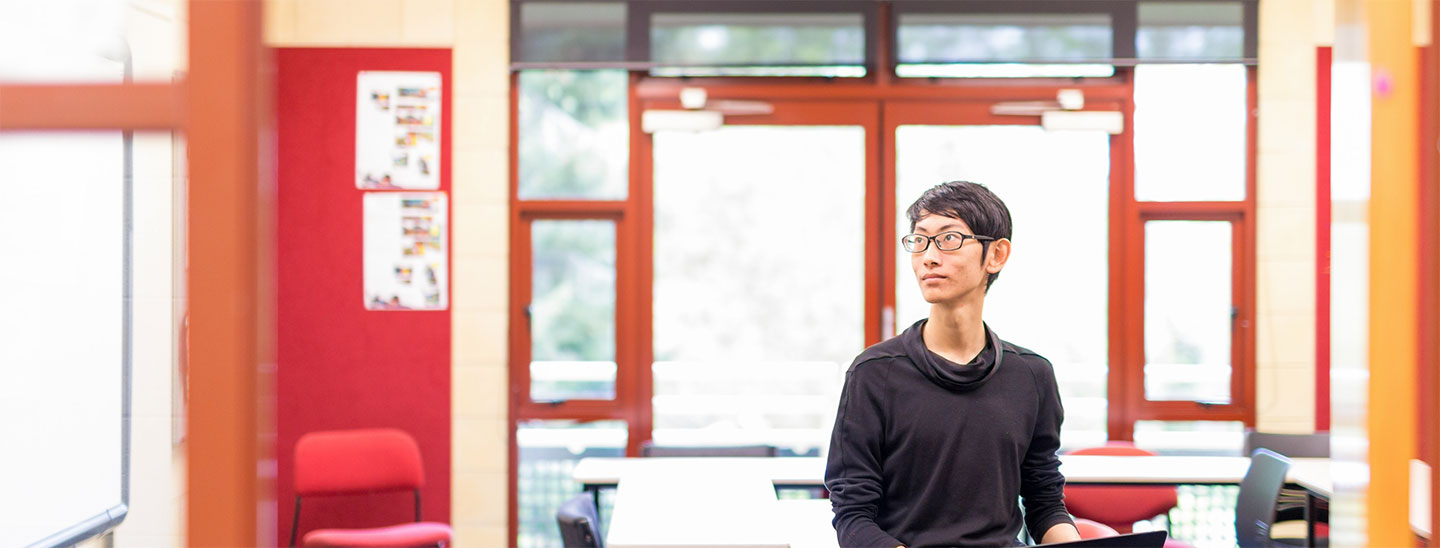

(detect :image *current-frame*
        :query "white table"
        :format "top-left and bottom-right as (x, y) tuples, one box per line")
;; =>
(603, 461), (794, 548)
(578, 455), (1334, 547)
(574, 455), (1330, 488)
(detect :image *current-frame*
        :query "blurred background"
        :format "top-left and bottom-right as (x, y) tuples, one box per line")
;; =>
(0, 0), (1435, 547)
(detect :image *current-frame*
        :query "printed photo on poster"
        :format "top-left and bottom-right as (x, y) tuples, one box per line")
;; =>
(356, 71), (442, 190)
(364, 192), (447, 310)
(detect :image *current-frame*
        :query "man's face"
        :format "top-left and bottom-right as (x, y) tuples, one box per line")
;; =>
(910, 213), (991, 305)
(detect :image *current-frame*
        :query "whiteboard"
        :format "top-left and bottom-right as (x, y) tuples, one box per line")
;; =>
(0, 1), (132, 545)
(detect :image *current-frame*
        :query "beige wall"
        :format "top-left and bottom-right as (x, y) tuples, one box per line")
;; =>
(263, 1), (512, 545)
(1255, 0), (1325, 433)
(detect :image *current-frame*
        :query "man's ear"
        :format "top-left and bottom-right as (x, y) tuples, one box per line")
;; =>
(985, 238), (1011, 274)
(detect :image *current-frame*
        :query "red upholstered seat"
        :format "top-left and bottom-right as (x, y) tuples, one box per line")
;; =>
(303, 522), (454, 547)
(290, 428), (453, 547)
(1074, 518), (1120, 539)
(1064, 444), (1179, 533)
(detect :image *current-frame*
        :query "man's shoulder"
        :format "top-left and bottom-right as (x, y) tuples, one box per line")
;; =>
(847, 336), (910, 375)
(999, 340), (1056, 371)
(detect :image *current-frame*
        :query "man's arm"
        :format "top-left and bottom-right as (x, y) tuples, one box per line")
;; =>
(1040, 522), (1082, 544)
(1019, 357), (1077, 541)
(825, 362), (904, 548)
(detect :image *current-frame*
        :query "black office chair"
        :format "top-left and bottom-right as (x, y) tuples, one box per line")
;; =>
(557, 493), (603, 548)
(1236, 448), (1323, 548)
(1244, 431), (1330, 531)
(639, 441), (778, 457)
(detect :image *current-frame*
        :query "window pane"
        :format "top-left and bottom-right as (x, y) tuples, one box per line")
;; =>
(1144, 221), (1232, 403)
(1137, 2), (1245, 61)
(650, 13), (866, 77)
(1134, 64), (1247, 201)
(1133, 420), (1245, 455)
(517, 2), (626, 63)
(897, 13), (1112, 64)
(896, 63), (1115, 79)
(531, 220), (616, 401)
(652, 126), (865, 456)
(894, 125), (1110, 450)
(518, 70), (628, 200)
(516, 420), (626, 548)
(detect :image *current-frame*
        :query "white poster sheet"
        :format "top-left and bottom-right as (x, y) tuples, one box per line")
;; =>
(356, 71), (441, 189)
(363, 192), (448, 310)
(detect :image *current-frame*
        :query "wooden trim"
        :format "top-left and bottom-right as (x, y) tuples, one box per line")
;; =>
(635, 77), (1132, 102)
(1421, 2), (1440, 540)
(1134, 202), (1250, 217)
(1366, 1), (1421, 544)
(506, 70), (521, 545)
(1111, 69), (1136, 441)
(1242, 65), (1259, 429)
(1317, 47), (1332, 433)
(515, 202), (628, 216)
(631, 71), (653, 459)
(185, 0), (269, 545)
(0, 83), (185, 130)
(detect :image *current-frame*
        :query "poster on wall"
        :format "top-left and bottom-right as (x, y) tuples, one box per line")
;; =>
(355, 71), (441, 190)
(363, 192), (448, 310)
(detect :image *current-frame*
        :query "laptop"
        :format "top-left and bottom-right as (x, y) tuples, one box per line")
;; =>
(1042, 530), (1168, 548)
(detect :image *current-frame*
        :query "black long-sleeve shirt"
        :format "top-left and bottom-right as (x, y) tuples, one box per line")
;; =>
(825, 319), (1073, 547)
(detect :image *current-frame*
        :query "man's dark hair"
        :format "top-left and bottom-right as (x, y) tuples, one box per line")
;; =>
(906, 180), (1013, 291)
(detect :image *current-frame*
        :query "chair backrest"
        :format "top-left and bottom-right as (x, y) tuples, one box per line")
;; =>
(1235, 448), (1293, 548)
(1244, 431), (1329, 458)
(294, 428), (426, 496)
(557, 493), (604, 548)
(1063, 444), (1179, 532)
(640, 441), (777, 457)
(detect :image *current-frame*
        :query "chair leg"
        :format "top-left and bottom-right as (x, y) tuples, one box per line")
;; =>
(289, 496), (302, 547)
(415, 489), (422, 522)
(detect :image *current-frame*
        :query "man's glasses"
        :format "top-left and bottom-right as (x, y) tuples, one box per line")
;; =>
(901, 231), (994, 253)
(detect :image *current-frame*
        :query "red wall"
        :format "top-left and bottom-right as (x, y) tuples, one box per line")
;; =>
(275, 48), (452, 542)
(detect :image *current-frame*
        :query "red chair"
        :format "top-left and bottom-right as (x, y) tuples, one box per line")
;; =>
(290, 428), (453, 547)
(1074, 518), (1121, 539)
(1065, 444), (1180, 532)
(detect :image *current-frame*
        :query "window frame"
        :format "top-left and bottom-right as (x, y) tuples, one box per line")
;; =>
(505, 39), (1260, 548)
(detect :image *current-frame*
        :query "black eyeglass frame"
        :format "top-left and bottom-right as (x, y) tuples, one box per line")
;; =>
(901, 231), (995, 253)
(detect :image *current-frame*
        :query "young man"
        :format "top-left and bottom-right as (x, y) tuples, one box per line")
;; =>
(825, 181), (1080, 547)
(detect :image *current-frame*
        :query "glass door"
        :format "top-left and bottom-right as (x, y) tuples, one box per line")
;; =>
(641, 100), (880, 458)
(884, 100), (1118, 450)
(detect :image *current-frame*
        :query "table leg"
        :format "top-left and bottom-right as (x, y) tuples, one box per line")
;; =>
(1306, 492), (1318, 548)
(587, 484), (605, 525)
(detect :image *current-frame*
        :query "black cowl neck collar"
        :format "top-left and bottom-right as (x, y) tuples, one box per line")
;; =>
(900, 318), (1003, 393)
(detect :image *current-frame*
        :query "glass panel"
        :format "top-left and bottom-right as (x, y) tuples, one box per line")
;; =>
(652, 126), (865, 456)
(1133, 420), (1245, 455)
(896, 63), (1115, 79)
(517, 2), (626, 63)
(518, 70), (628, 200)
(1143, 221), (1233, 403)
(1134, 64), (1247, 201)
(516, 419), (627, 548)
(896, 13), (1112, 64)
(530, 220), (617, 401)
(894, 125), (1110, 450)
(0, 130), (127, 547)
(650, 13), (866, 77)
(0, 0), (128, 84)
(1137, 2), (1245, 60)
